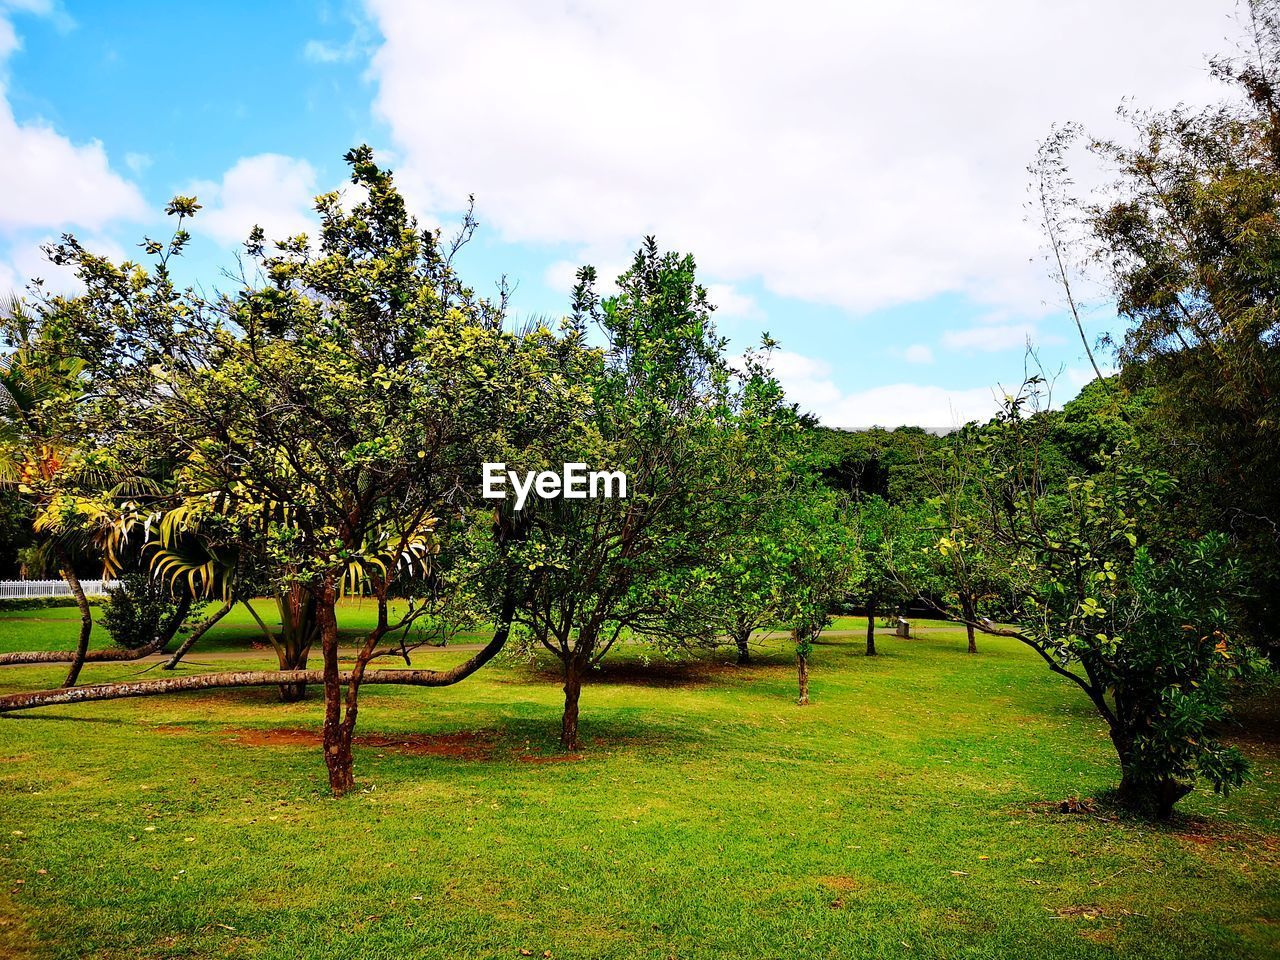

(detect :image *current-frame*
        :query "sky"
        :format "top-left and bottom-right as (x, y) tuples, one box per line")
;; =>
(0, 0), (1244, 429)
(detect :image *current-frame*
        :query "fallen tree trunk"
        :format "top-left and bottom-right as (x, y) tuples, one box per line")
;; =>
(0, 596), (194, 669)
(0, 610), (515, 713)
(0, 645), (166, 667)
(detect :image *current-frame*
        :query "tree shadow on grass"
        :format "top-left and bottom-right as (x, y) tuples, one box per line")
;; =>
(203, 712), (698, 765)
(517, 650), (799, 689)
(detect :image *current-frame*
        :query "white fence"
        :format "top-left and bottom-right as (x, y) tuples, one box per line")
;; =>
(0, 579), (119, 599)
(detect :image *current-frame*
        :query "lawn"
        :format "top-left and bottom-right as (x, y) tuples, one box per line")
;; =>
(0, 607), (1276, 959)
(0, 599), (491, 657)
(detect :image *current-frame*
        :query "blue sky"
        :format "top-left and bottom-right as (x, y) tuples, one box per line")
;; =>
(0, 0), (1237, 428)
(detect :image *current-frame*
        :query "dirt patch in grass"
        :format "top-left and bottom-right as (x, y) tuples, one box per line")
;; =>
(1172, 817), (1280, 856)
(223, 727), (498, 759)
(1024, 798), (1113, 821)
(1077, 926), (1118, 944)
(0, 892), (40, 960)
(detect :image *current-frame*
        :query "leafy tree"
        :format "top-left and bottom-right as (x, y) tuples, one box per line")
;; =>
(914, 425), (1018, 653)
(707, 527), (790, 665)
(2, 148), (584, 795)
(944, 385), (1263, 818)
(508, 241), (788, 749)
(1041, 0), (1280, 649)
(1048, 376), (1149, 476)
(0, 306), (111, 685)
(775, 489), (860, 704)
(699, 355), (809, 666)
(101, 570), (204, 652)
(0, 487), (33, 577)
(810, 425), (942, 503)
(847, 495), (907, 656)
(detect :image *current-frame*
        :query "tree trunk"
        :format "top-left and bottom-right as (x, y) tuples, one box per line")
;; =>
(1116, 768), (1192, 821)
(865, 602), (877, 656)
(273, 588), (318, 702)
(796, 651), (809, 705)
(960, 594), (978, 653)
(1110, 724), (1192, 820)
(560, 655), (584, 751)
(275, 644), (310, 703)
(162, 598), (235, 670)
(55, 547), (93, 688)
(317, 578), (353, 796)
(734, 628), (752, 665)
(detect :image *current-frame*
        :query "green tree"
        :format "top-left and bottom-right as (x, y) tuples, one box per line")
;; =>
(100, 570), (202, 653)
(707, 527), (790, 666)
(508, 241), (789, 749)
(948, 385), (1262, 818)
(847, 495), (906, 656)
(915, 425), (1018, 654)
(2, 148), (585, 795)
(775, 490), (860, 704)
(0, 307), (109, 685)
(1040, 0), (1280, 649)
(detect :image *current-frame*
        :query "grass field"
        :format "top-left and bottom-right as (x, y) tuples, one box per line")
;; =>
(0, 605), (1277, 959)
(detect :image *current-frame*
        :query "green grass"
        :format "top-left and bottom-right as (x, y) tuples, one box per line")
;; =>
(0, 610), (1277, 959)
(0, 599), (490, 656)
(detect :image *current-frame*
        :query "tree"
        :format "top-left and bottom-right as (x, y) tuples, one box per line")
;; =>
(913, 425), (1017, 654)
(940, 384), (1261, 818)
(143, 488), (324, 700)
(847, 495), (906, 656)
(0, 307), (108, 686)
(3, 148), (584, 795)
(1039, 0), (1280, 650)
(507, 242), (788, 749)
(101, 572), (199, 653)
(775, 490), (860, 704)
(707, 527), (789, 666)
(700, 354), (809, 666)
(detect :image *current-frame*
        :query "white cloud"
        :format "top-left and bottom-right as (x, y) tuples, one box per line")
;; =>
(0, 230), (128, 297)
(0, 14), (16, 61)
(0, 4), (145, 292)
(1064, 364), (1115, 390)
(943, 323), (1035, 353)
(366, 0), (1229, 317)
(706, 283), (757, 319)
(544, 256), (624, 299)
(766, 349), (1002, 429)
(544, 259), (581, 295)
(903, 344), (934, 364)
(0, 8), (144, 233)
(189, 154), (318, 248)
(0, 104), (145, 232)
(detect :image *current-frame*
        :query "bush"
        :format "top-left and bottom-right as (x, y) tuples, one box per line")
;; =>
(101, 573), (201, 650)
